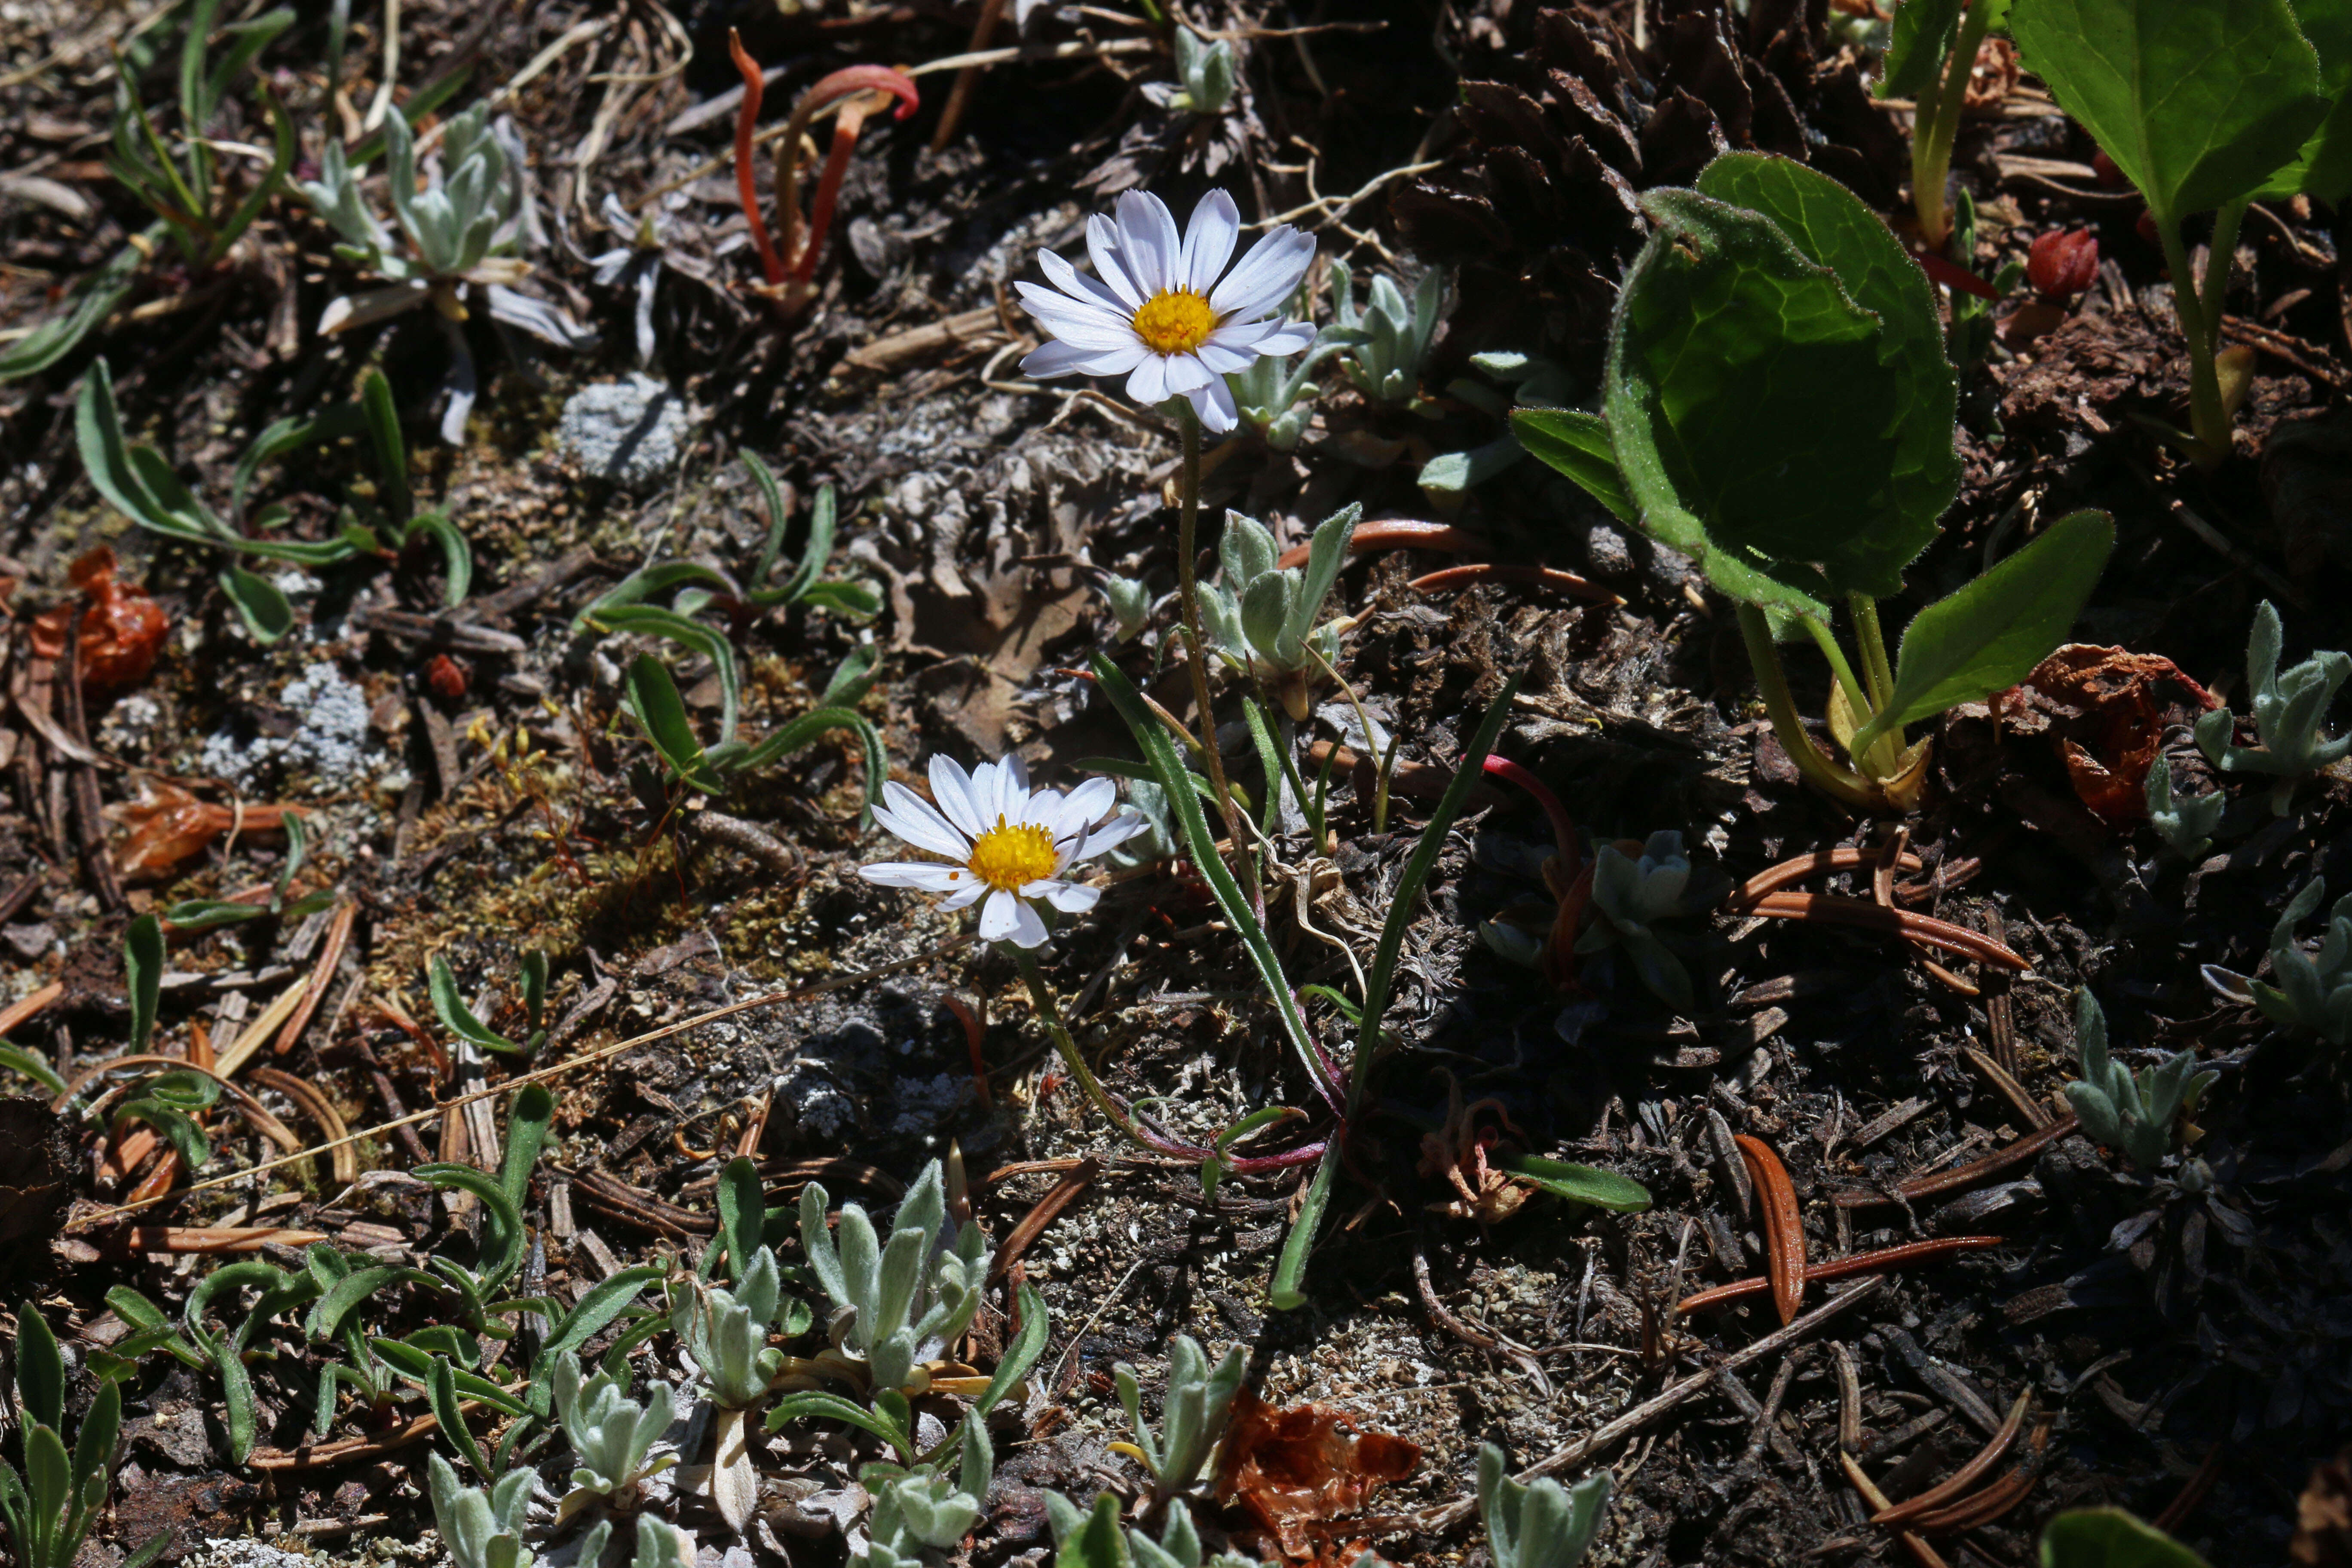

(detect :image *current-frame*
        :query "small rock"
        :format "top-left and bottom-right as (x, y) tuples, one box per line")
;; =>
(558, 374), (694, 492)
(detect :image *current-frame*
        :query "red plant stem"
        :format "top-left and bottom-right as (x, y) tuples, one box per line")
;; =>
(1833, 1117), (2079, 1210)
(1275, 520), (1483, 570)
(944, 994), (991, 1110)
(1674, 1236), (2006, 1314)
(1735, 1133), (1809, 1325)
(1727, 846), (1927, 912)
(1747, 891), (2029, 971)
(777, 66), (918, 278)
(1914, 249), (2000, 301)
(1483, 755), (1578, 870)
(1409, 563), (1620, 604)
(727, 30), (787, 288)
(2153, 1443), (2224, 1533)
(794, 99), (868, 285)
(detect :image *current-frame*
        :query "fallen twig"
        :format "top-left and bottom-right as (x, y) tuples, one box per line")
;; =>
(1410, 1276), (1889, 1533)
(1833, 1117), (2079, 1209)
(1744, 892), (2030, 971)
(1675, 1237), (2006, 1314)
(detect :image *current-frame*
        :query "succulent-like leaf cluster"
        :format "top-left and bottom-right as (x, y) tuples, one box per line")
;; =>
(1106, 778), (1179, 870)
(800, 1161), (989, 1398)
(1158, 27), (1238, 116)
(2065, 989), (2216, 1172)
(303, 105), (521, 288)
(1103, 576), (1155, 642)
(428, 1453), (536, 1568)
(681, 1245), (789, 1409)
(576, 1510), (698, 1568)
(1228, 324), (1367, 452)
(1114, 1335), (1245, 1499)
(1478, 1443), (1610, 1568)
(2144, 752), (2225, 860)
(0, 1309), (156, 1568)
(862, 1412), (994, 1568)
(553, 1350), (677, 1508)
(1200, 507), (1359, 720)
(1331, 263), (1443, 408)
(1577, 830), (1699, 1010)
(2252, 876), (2352, 1045)
(2194, 601), (2350, 812)
(1046, 1495), (1264, 1568)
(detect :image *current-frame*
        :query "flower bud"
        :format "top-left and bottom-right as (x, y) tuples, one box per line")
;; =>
(2026, 227), (2099, 302)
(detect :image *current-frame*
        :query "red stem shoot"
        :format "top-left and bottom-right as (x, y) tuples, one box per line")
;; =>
(727, 31), (787, 288)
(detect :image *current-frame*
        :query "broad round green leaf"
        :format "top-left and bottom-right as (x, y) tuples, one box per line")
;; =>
(2010, 0), (2326, 222)
(2039, 1508), (2211, 1568)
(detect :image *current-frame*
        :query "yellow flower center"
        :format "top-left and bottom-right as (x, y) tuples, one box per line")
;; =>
(1131, 289), (1217, 355)
(966, 816), (1059, 892)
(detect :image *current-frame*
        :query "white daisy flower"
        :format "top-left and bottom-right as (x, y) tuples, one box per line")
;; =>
(861, 754), (1148, 949)
(1016, 189), (1316, 434)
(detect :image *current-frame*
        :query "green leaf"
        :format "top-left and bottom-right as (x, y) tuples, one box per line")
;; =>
(361, 369), (411, 524)
(2260, 0), (2352, 200)
(0, 239), (147, 384)
(78, 360), (182, 538)
(1878, 0), (1966, 97)
(126, 913), (162, 1054)
(1493, 1153), (1654, 1212)
(1605, 187), (1896, 621)
(1511, 408), (1634, 524)
(1694, 153), (1959, 597)
(17, 1305), (64, 1431)
(406, 511), (472, 607)
(2039, 1508), (2211, 1568)
(0, 1046), (67, 1097)
(220, 564), (295, 643)
(1850, 509), (2114, 755)
(576, 562), (738, 630)
(1268, 1149), (1336, 1314)
(723, 707), (886, 812)
(716, 1155), (764, 1281)
(527, 1265), (664, 1409)
(820, 646), (881, 708)
(159, 898), (267, 931)
(974, 1282), (1048, 1417)
(276, 812), (309, 905)
(428, 1354), (494, 1477)
(745, 452), (796, 591)
(621, 655), (725, 794)
(501, 1083), (552, 1207)
(764, 1390), (914, 1459)
(795, 580), (883, 617)
(1090, 654), (1328, 1108)
(429, 955), (527, 1057)
(592, 605), (739, 746)
(2009, 0), (2326, 223)
(416, 1161), (527, 1293)
(205, 80), (294, 268)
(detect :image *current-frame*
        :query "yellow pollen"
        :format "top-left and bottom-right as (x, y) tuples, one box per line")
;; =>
(1131, 289), (1217, 355)
(966, 815), (1059, 892)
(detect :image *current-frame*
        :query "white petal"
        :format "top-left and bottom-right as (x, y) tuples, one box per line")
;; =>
(978, 888), (1022, 942)
(1054, 777), (1118, 839)
(1005, 898), (1050, 948)
(1015, 285), (1139, 351)
(1023, 339), (1150, 380)
(874, 784), (971, 858)
(1127, 352), (1172, 405)
(1252, 318), (1315, 355)
(1019, 785), (1066, 830)
(1086, 214), (1145, 309)
(1075, 810), (1151, 859)
(1188, 377), (1239, 433)
(861, 861), (968, 891)
(1209, 225), (1315, 319)
(1182, 190), (1241, 295)
(941, 880), (990, 910)
(1114, 190), (1182, 298)
(1194, 340), (1258, 375)
(1039, 248), (1132, 315)
(929, 756), (986, 838)
(1031, 880), (1102, 913)
(1161, 351), (1214, 396)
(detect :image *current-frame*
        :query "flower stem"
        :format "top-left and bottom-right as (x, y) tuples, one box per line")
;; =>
(1012, 946), (1180, 1157)
(1738, 603), (1886, 812)
(1850, 594), (1894, 713)
(1173, 402), (1259, 913)
(2154, 209), (2236, 470)
(1912, 0), (1995, 248)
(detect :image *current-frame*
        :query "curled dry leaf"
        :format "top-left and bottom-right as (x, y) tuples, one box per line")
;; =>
(1215, 1386), (1421, 1560)
(27, 547), (169, 695)
(1992, 644), (2219, 823)
(1415, 1071), (1535, 1224)
(105, 778), (301, 882)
